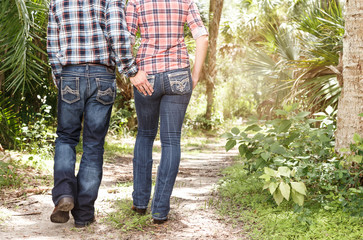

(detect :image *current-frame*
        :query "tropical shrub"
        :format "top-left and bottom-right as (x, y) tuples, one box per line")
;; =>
(0, 94), (20, 149)
(223, 105), (362, 214)
(17, 96), (56, 155)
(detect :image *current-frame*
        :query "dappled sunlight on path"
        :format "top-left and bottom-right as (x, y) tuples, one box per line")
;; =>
(0, 137), (247, 239)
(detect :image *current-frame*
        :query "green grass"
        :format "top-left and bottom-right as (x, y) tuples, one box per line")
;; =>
(214, 164), (363, 240)
(105, 198), (152, 232)
(0, 160), (21, 188)
(74, 137), (135, 163)
(104, 141), (134, 159)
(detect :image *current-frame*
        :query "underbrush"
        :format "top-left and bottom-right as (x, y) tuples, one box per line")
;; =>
(218, 105), (362, 239)
(214, 165), (363, 239)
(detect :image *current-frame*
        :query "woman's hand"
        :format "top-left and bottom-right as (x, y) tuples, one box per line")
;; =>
(192, 74), (199, 90)
(130, 70), (153, 96)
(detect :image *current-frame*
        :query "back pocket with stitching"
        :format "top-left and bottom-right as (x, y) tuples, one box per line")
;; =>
(167, 71), (191, 95)
(96, 78), (116, 105)
(61, 77), (80, 104)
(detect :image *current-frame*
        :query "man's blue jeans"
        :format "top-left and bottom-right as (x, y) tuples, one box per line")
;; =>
(52, 64), (116, 225)
(133, 68), (192, 220)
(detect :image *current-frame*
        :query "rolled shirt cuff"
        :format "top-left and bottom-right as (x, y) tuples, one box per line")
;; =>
(192, 26), (209, 40)
(52, 72), (61, 87)
(123, 63), (138, 78)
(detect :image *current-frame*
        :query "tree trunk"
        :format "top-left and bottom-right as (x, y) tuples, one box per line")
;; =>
(335, 0), (363, 150)
(204, 0), (224, 122)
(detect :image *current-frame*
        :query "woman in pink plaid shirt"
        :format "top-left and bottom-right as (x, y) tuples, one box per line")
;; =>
(126, 0), (208, 224)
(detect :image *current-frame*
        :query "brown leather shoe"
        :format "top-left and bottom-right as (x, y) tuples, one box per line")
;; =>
(74, 217), (96, 228)
(153, 218), (168, 224)
(50, 197), (74, 223)
(131, 205), (147, 215)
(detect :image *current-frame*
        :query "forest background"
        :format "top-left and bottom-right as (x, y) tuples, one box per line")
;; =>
(0, 0), (362, 239)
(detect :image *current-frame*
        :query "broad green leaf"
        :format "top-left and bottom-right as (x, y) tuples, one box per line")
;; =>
(295, 111), (311, 119)
(291, 168), (296, 177)
(270, 143), (286, 155)
(352, 155), (362, 164)
(359, 113), (363, 117)
(261, 152), (270, 161)
(244, 124), (262, 132)
(220, 132), (233, 138)
(264, 167), (276, 177)
(273, 188), (284, 205)
(231, 127), (240, 135)
(238, 144), (247, 156)
(279, 182), (290, 200)
(283, 105), (293, 112)
(277, 167), (291, 177)
(255, 158), (266, 170)
(319, 134), (332, 143)
(269, 182), (279, 195)
(263, 181), (270, 190)
(276, 120), (292, 133)
(291, 189), (304, 206)
(225, 140), (236, 151)
(253, 133), (265, 141)
(291, 182), (307, 196)
(275, 109), (287, 116)
(246, 150), (254, 160)
(259, 174), (271, 182)
(353, 133), (362, 144)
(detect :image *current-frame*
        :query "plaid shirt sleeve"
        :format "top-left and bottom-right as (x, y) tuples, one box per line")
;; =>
(106, 0), (138, 77)
(47, 1), (62, 85)
(187, 0), (208, 39)
(126, 0), (138, 45)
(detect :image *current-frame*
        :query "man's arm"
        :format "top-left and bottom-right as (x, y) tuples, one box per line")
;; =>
(47, 2), (62, 86)
(106, 0), (152, 95)
(125, 0), (138, 46)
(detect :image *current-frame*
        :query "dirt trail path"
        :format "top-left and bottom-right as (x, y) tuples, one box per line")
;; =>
(0, 137), (246, 240)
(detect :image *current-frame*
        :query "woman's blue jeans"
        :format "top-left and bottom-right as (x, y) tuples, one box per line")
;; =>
(133, 68), (192, 220)
(52, 64), (116, 225)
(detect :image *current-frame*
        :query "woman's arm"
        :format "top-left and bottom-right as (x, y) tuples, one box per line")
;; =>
(192, 35), (208, 89)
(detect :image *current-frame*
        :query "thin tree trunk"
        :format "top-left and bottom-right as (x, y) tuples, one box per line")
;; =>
(204, 0), (224, 122)
(335, 0), (363, 150)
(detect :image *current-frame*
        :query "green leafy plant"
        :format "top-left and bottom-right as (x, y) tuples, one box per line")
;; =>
(260, 166), (307, 206)
(17, 96), (56, 154)
(0, 161), (21, 188)
(223, 104), (362, 211)
(0, 94), (20, 149)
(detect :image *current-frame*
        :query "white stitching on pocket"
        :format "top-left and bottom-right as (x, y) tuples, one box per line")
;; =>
(61, 77), (80, 104)
(96, 78), (116, 105)
(167, 71), (191, 94)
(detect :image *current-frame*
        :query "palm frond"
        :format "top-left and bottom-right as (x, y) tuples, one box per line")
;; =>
(0, 0), (49, 95)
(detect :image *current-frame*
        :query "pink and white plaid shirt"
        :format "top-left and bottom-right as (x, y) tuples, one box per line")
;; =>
(126, 0), (208, 74)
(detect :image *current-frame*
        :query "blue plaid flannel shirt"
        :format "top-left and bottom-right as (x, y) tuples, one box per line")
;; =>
(47, 0), (138, 84)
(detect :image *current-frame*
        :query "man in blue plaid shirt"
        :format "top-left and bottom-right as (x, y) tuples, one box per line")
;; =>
(47, 0), (152, 228)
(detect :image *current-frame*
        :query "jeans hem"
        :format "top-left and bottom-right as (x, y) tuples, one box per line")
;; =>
(74, 218), (95, 226)
(152, 215), (168, 221)
(133, 204), (148, 209)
